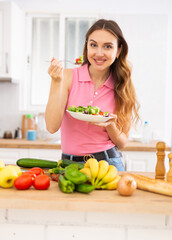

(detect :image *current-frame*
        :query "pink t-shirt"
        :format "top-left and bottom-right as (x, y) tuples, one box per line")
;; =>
(61, 64), (116, 155)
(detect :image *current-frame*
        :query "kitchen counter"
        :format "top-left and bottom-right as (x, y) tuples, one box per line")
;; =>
(1, 171), (172, 240)
(0, 171), (172, 215)
(0, 139), (170, 151)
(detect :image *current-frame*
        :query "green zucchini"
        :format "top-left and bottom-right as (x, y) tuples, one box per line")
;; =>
(58, 159), (84, 169)
(17, 158), (58, 168)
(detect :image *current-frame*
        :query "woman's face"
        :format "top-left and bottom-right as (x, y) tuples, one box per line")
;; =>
(87, 29), (120, 71)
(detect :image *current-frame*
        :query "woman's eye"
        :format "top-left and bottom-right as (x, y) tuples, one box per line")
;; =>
(105, 45), (112, 49)
(90, 43), (97, 47)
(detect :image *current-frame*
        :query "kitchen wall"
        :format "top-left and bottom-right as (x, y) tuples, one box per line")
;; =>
(0, 0), (172, 146)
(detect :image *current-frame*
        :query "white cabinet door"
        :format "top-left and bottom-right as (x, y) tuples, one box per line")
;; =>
(0, 9), (3, 74)
(0, 148), (29, 165)
(122, 151), (151, 172)
(29, 149), (62, 162)
(0, 4), (8, 76)
(0, 2), (24, 82)
(0, 148), (62, 165)
(122, 151), (170, 172)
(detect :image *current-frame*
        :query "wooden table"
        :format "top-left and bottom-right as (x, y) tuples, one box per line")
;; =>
(0, 172), (172, 215)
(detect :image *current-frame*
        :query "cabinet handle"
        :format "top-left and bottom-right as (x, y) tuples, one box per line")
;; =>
(5, 52), (8, 74)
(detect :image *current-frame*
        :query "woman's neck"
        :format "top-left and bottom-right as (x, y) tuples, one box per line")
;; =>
(88, 65), (110, 91)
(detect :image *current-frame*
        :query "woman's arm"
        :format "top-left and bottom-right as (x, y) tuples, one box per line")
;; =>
(45, 59), (72, 133)
(105, 119), (129, 149)
(90, 114), (129, 149)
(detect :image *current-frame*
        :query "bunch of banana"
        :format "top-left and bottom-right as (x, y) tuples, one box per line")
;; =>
(80, 158), (121, 190)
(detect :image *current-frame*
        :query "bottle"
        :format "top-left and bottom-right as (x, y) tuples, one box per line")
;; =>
(25, 114), (37, 140)
(14, 127), (22, 139)
(37, 113), (47, 140)
(142, 121), (151, 144)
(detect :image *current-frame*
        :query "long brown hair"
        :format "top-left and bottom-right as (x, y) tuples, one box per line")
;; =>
(83, 19), (140, 134)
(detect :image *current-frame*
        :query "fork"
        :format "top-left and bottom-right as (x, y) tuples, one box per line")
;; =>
(44, 60), (78, 65)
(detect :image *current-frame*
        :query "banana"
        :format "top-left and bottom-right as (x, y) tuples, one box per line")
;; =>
(97, 165), (118, 187)
(100, 175), (121, 190)
(84, 158), (95, 168)
(84, 158), (99, 185)
(95, 160), (109, 186)
(80, 167), (92, 182)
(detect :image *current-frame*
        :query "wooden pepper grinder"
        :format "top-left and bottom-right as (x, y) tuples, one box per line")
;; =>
(155, 141), (166, 180)
(167, 153), (172, 182)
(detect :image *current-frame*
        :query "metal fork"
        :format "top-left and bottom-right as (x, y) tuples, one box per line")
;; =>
(44, 60), (77, 65)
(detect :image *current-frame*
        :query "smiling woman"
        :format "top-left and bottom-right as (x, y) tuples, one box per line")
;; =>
(18, 11), (171, 148)
(45, 19), (140, 171)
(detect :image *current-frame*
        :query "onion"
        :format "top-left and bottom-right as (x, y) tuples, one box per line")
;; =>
(117, 175), (137, 196)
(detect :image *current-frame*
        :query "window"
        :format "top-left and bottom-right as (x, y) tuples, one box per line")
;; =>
(65, 18), (95, 68)
(21, 14), (97, 112)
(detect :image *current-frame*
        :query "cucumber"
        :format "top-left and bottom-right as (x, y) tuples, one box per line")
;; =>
(17, 158), (58, 168)
(58, 159), (84, 170)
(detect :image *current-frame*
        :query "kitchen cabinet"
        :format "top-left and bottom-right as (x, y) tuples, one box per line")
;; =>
(1, 147), (170, 173)
(0, 148), (62, 165)
(123, 151), (170, 172)
(0, 139), (170, 172)
(0, 1), (24, 82)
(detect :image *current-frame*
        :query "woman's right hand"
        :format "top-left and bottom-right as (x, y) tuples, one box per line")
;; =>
(48, 57), (63, 82)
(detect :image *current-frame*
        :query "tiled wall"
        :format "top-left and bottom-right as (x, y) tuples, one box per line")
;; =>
(0, 209), (172, 240)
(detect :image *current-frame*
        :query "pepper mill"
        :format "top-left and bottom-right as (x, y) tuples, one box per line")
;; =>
(167, 153), (172, 182)
(155, 141), (166, 180)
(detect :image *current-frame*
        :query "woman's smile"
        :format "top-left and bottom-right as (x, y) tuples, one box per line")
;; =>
(94, 58), (107, 65)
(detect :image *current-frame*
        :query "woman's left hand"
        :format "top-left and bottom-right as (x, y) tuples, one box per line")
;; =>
(89, 114), (117, 128)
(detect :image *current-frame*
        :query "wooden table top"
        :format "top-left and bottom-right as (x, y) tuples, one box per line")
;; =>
(0, 172), (172, 214)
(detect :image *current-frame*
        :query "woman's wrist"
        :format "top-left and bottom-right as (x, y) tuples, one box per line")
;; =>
(106, 120), (128, 148)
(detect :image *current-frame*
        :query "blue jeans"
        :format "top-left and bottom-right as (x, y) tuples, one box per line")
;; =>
(106, 157), (125, 171)
(103, 150), (125, 171)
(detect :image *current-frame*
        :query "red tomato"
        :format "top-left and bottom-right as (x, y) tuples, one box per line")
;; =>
(51, 173), (60, 182)
(75, 58), (80, 64)
(33, 175), (50, 190)
(99, 111), (104, 116)
(23, 171), (37, 181)
(14, 174), (33, 190)
(29, 167), (44, 176)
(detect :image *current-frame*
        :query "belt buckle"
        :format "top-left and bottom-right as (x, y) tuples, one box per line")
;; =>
(83, 154), (95, 162)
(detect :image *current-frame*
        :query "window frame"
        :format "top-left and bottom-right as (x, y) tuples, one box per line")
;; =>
(19, 12), (98, 112)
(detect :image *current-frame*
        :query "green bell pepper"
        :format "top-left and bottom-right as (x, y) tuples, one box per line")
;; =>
(65, 165), (89, 184)
(58, 174), (75, 193)
(49, 166), (65, 174)
(75, 183), (95, 193)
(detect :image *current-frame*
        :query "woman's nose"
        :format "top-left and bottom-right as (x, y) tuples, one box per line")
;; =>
(96, 47), (104, 56)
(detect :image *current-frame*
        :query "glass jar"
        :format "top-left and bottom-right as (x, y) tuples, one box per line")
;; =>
(25, 114), (37, 140)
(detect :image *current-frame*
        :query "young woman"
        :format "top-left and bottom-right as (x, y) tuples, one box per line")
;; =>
(45, 19), (139, 171)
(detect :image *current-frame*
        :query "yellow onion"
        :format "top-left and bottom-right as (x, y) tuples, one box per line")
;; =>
(117, 175), (137, 196)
